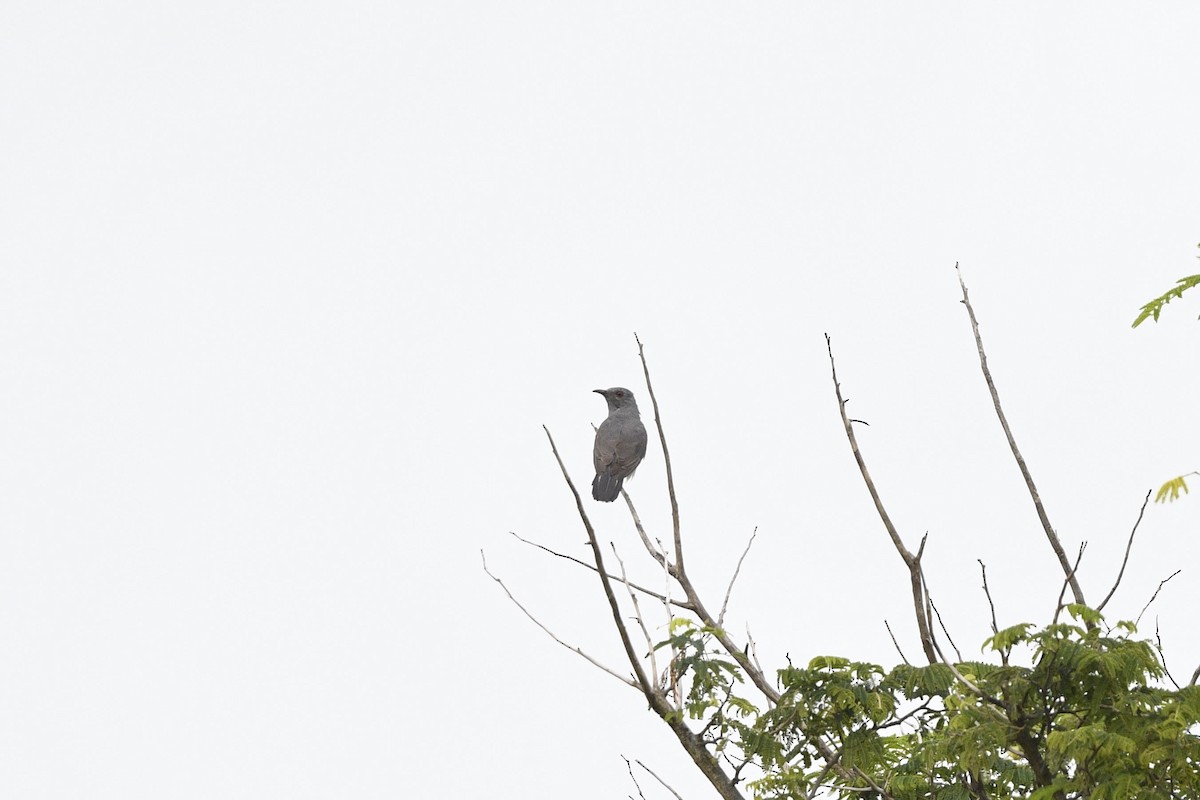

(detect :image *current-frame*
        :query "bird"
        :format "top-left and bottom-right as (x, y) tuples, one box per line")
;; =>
(592, 387), (648, 502)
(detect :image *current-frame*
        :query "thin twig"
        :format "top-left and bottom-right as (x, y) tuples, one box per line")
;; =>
(624, 488), (674, 574)
(481, 550), (635, 687)
(1052, 542), (1087, 624)
(719, 528), (758, 628)
(636, 759), (686, 800)
(956, 265), (1086, 606)
(884, 620), (911, 666)
(1097, 490), (1152, 612)
(635, 334), (683, 572)
(826, 334), (937, 664)
(745, 625), (766, 676)
(509, 531), (693, 610)
(612, 542), (659, 684)
(1154, 620), (1181, 690)
(977, 560), (1006, 665)
(929, 597), (963, 663)
(1135, 570), (1181, 628)
(624, 755), (647, 800)
(806, 752), (842, 800)
(1190, 664), (1200, 687)
(978, 560), (999, 636)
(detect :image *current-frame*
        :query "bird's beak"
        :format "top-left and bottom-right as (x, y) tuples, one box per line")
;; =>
(593, 389), (606, 396)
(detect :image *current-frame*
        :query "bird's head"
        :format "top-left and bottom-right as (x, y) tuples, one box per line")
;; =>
(594, 387), (638, 412)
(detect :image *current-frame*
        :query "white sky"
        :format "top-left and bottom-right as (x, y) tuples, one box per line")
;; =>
(3, 3), (1199, 798)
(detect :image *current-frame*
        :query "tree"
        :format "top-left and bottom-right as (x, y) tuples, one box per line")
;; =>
(486, 266), (1200, 799)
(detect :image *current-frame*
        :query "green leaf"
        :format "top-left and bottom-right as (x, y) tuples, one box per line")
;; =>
(1132, 264), (1200, 328)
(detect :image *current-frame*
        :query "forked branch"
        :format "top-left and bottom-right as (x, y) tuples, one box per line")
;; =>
(543, 425), (747, 800)
(826, 334), (938, 664)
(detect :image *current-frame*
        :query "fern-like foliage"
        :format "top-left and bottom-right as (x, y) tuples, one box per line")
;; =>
(670, 607), (1200, 800)
(1132, 247), (1200, 328)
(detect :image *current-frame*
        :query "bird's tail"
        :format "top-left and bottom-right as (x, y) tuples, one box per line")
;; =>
(592, 471), (623, 502)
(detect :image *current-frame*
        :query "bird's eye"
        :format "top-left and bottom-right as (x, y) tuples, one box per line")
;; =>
(615, 391), (624, 397)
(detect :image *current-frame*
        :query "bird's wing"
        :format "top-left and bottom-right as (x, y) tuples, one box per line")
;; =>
(610, 419), (648, 479)
(593, 419), (620, 473)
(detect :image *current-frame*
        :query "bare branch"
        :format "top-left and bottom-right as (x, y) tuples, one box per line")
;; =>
(630, 340), (783, 707)
(884, 620), (911, 666)
(1097, 490), (1152, 612)
(978, 560), (1000, 635)
(544, 425), (746, 800)
(977, 560), (1008, 666)
(719, 527), (758, 628)
(929, 597), (963, 663)
(745, 625), (766, 676)
(956, 265), (1086, 606)
(481, 550), (636, 687)
(612, 542), (659, 689)
(1135, 569), (1181, 628)
(609, 341), (882, 796)
(1052, 542), (1087, 624)
(635, 334), (683, 573)
(1190, 664), (1200, 687)
(635, 759), (685, 800)
(826, 334), (937, 664)
(1153, 620), (1182, 691)
(623, 756), (647, 800)
(509, 531), (693, 611)
(623, 491), (674, 573)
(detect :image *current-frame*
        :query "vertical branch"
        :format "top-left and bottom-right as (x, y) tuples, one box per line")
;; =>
(827, 335), (938, 664)
(635, 334), (683, 573)
(978, 560), (1007, 666)
(956, 266), (1086, 606)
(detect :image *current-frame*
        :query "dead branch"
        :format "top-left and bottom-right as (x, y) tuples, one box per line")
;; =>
(635, 333), (683, 572)
(978, 560), (1000, 635)
(746, 625), (766, 676)
(1052, 543), (1087, 624)
(544, 425), (747, 800)
(630, 338), (784, 705)
(623, 756), (648, 800)
(978, 560), (1006, 666)
(1097, 490), (1152, 612)
(1153, 621), (1182, 690)
(509, 531), (693, 611)
(612, 542), (660, 687)
(884, 620), (911, 666)
(827, 334), (938, 664)
(635, 759), (685, 800)
(929, 597), (963, 663)
(623, 490), (674, 573)
(956, 265), (1086, 606)
(481, 550), (635, 687)
(629, 339), (874, 793)
(1135, 569), (1181, 628)
(719, 527), (758, 628)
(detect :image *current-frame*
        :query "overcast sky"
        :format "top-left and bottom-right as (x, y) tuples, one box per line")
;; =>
(3, 4), (1199, 798)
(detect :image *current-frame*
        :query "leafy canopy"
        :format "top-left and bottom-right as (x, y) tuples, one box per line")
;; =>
(663, 608), (1200, 799)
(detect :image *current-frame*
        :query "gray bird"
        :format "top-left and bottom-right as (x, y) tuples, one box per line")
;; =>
(592, 387), (648, 502)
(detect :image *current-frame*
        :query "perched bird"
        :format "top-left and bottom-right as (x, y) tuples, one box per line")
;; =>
(592, 387), (648, 502)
